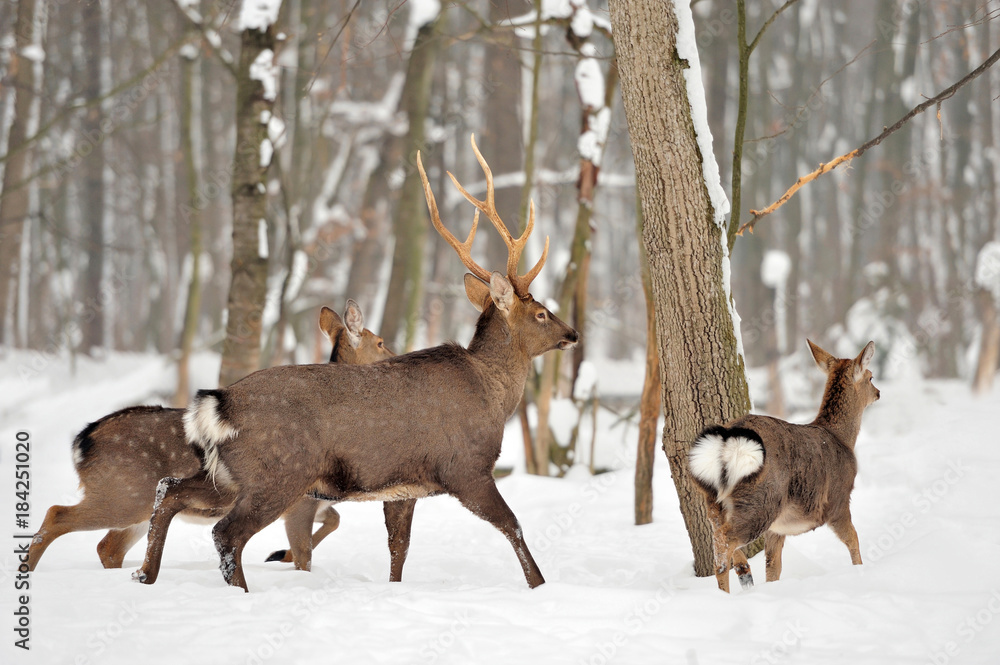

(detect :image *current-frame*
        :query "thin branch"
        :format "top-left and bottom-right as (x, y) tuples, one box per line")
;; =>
(303, 0), (364, 95)
(744, 40), (874, 145)
(738, 45), (1000, 236)
(747, 0), (802, 55)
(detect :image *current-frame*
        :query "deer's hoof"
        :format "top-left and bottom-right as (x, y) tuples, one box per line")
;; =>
(738, 572), (754, 590)
(132, 570), (147, 584)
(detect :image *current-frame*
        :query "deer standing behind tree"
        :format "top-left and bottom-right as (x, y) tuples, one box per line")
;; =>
(28, 302), (393, 571)
(688, 340), (880, 592)
(133, 135), (579, 592)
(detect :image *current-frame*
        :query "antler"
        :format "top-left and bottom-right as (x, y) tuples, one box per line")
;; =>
(446, 134), (549, 297)
(417, 151), (493, 285)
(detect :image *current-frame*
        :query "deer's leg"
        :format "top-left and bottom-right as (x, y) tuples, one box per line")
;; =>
(704, 499), (746, 592)
(764, 531), (786, 582)
(213, 493), (291, 592)
(134, 474), (228, 585)
(452, 480), (544, 588)
(273, 497), (320, 571)
(829, 514), (863, 566)
(384, 499), (416, 582)
(731, 548), (754, 590)
(97, 522), (148, 569)
(308, 502), (341, 555)
(28, 504), (106, 571)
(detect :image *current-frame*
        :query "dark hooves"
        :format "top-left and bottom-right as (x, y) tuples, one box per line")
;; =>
(265, 549), (288, 563)
(738, 572), (755, 590)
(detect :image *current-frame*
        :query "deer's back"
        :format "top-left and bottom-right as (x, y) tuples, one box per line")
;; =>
(74, 406), (200, 496)
(217, 349), (504, 485)
(726, 414), (857, 536)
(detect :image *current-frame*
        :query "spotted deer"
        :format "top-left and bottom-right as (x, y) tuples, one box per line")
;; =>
(27, 302), (392, 572)
(134, 135), (578, 591)
(688, 340), (880, 592)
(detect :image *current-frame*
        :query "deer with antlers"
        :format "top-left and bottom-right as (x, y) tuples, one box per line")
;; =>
(28, 302), (393, 572)
(133, 135), (578, 591)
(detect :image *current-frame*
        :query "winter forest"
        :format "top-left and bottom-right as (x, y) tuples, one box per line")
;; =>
(2, 0), (1000, 663)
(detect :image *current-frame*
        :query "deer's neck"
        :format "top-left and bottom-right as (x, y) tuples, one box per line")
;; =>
(810, 381), (863, 449)
(467, 308), (531, 417)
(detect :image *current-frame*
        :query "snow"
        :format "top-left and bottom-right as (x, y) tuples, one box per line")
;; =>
(405, 0), (441, 50)
(574, 44), (604, 110)
(258, 218), (269, 259)
(238, 0), (282, 32)
(20, 44), (45, 63)
(249, 49), (278, 102)
(974, 241), (1000, 301)
(259, 138), (273, 167)
(671, 0), (730, 229)
(761, 250), (792, 289)
(4, 348), (1000, 665)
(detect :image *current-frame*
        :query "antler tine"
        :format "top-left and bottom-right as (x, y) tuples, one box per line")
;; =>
(513, 200), (549, 295)
(448, 136), (548, 296)
(417, 151), (492, 284)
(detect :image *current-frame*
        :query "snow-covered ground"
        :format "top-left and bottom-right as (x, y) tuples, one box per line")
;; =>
(1, 349), (998, 664)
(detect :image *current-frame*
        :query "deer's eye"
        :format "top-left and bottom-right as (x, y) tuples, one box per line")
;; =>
(536, 311), (547, 321)
(377, 340), (384, 348)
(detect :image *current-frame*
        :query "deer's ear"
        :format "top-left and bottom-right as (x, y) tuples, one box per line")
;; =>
(464, 273), (491, 312)
(489, 272), (515, 315)
(344, 299), (364, 349)
(319, 306), (344, 344)
(807, 339), (836, 374)
(852, 341), (875, 382)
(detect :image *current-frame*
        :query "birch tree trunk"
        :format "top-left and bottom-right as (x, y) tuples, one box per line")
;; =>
(218, 19), (278, 387)
(610, 0), (752, 576)
(0, 0), (37, 344)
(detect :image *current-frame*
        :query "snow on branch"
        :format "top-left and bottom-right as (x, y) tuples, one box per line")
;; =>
(239, 0), (283, 32)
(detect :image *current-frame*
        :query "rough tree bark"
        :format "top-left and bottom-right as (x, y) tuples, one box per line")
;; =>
(610, 0), (752, 576)
(218, 18), (279, 387)
(0, 0), (37, 344)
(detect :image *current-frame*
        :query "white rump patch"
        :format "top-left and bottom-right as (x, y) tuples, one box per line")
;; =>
(689, 432), (764, 501)
(183, 395), (238, 487)
(72, 445), (84, 469)
(689, 433), (726, 490)
(722, 437), (765, 487)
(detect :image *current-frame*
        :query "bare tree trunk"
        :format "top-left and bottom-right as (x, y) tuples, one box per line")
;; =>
(378, 11), (443, 350)
(174, 38), (203, 407)
(218, 19), (279, 387)
(482, 0), (527, 272)
(79, 0), (105, 353)
(634, 201), (660, 526)
(0, 0), (37, 344)
(610, 0), (752, 577)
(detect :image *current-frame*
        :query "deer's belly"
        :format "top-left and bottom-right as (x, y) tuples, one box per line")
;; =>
(770, 506), (820, 536)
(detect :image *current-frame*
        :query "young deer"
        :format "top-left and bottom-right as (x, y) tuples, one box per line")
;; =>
(27, 302), (392, 572)
(134, 135), (578, 591)
(688, 340), (880, 592)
